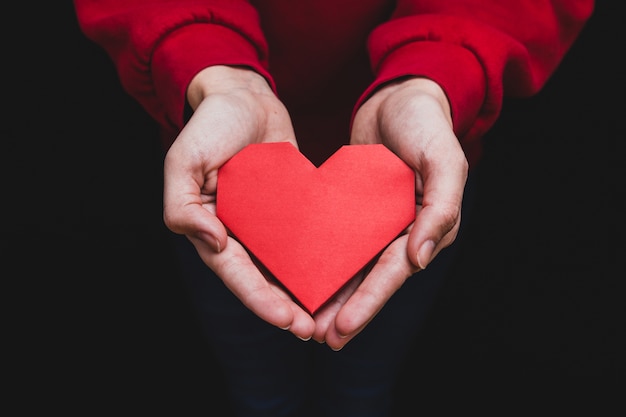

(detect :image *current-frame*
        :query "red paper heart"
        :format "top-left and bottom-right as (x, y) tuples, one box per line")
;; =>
(216, 142), (415, 314)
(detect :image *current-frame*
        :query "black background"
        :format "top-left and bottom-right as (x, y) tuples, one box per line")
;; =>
(3, 2), (622, 414)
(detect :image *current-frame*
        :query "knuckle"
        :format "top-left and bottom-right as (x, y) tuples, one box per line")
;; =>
(437, 203), (460, 234)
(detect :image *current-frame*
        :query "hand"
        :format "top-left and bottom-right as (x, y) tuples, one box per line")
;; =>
(163, 66), (316, 340)
(315, 77), (469, 350)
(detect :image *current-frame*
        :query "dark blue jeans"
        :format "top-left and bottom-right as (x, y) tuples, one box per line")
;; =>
(174, 175), (476, 417)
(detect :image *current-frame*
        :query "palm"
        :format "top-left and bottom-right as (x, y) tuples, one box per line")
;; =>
(316, 78), (467, 350)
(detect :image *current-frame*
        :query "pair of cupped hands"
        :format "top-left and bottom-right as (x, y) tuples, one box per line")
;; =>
(163, 65), (468, 351)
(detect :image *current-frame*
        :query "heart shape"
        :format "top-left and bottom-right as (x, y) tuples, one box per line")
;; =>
(216, 142), (415, 314)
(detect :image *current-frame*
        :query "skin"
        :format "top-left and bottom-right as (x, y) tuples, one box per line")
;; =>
(163, 65), (468, 350)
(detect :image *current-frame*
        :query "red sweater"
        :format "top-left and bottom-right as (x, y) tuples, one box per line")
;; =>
(73, 0), (593, 167)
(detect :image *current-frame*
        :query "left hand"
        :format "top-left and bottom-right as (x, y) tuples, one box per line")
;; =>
(313, 77), (469, 350)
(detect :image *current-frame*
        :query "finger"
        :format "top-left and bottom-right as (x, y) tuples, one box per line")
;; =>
(324, 235), (417, 350)
(165, 201), (228, 253)
(407, 161), (466, 269)
(311, 303), (338, 343)
(403, 137), (468, 269)
(192, 236), (316, 340)
(311, 273), (363, 343)
(163, 149), (228, 252)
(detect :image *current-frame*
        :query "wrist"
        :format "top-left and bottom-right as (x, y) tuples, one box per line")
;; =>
(372, 77), (451, 121)
(187, 65), (272, 110)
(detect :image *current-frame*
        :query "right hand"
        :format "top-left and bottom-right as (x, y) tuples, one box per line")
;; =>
(163, 66), (316, 340)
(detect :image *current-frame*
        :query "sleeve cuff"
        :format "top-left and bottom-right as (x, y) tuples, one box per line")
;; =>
(151, 23), (275, 130)
(356, 41), (486, 138)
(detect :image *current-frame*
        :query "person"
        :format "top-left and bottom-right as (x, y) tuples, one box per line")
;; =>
(73, 1), (594, 415)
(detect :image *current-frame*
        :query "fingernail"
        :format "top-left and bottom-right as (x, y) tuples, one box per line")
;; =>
(195, 232), (221, 253)
(214, 238), (221, 253)
(417, 240), (435, 269)
(205, 235), (221, 253)
(297, 335), (311, 342)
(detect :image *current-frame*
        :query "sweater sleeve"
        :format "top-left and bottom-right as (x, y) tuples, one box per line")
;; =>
(358, 0), (594, 164)
(73, 0), (273, 137)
